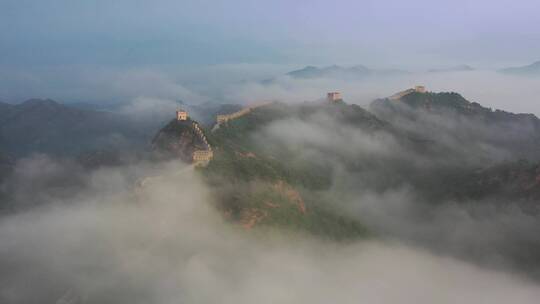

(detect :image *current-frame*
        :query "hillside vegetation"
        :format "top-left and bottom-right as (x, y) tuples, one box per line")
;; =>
(371, 91), (540, 162)
(198, 102), (383, 238)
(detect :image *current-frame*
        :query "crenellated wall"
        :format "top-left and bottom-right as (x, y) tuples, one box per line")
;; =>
(388, 86), (426, 100)
(191, 122), (213, 166)
(215, 102), (273, 125)
(216, 108), (252, 124)
(389, 88), (416, 100)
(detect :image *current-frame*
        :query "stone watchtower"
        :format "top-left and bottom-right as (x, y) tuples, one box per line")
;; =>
(414, 86), (426, 93)
(176, 109), (188, 121)
(327, 92), (342, 103)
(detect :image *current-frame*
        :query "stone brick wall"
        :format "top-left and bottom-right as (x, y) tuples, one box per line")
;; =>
(191, 122), (213, 166)
(216, 108), (252, 123)
(388, 86), (426, 100)
(215, 102), (272, 124)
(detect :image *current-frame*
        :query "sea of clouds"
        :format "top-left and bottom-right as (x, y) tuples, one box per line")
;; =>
(1, 158), (540, 303)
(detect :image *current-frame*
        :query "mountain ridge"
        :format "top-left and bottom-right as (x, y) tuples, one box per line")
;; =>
(500, 61), (540, 76)
(0, 98), (149, 156)
(370, 90), (540, 162)
(286, 65), (408, 79)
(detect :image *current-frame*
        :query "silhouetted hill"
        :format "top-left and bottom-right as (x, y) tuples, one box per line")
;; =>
(0, 99), (149, 156)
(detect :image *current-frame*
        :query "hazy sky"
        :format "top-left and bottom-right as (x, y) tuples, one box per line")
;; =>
(2, 0), (539, 68)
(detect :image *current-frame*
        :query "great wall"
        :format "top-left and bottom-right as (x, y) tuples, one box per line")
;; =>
(175, 102), (275, 165)
(191, 121), (213, 166)
(388, 85), (426, 100)
(176, 87), (425, 166)
(215, 102), (273, 125)
(216, 107), (252, 124)
(176, 110), (213, 166)
(140, 87), (427, 195)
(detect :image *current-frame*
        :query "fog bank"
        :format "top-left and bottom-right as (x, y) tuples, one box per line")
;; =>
(2, 65), (540, 117)
(1, 159), (539, 303)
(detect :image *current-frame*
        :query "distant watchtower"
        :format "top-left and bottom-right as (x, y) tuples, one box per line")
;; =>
(176, 109), (188, 121)
(327, 92), (342, 103)
(414, 86), (426, 93)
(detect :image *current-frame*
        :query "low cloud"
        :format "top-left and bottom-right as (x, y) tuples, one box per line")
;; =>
(117, 97), (181, 123)
(2, 64), (540, 303)
(3, 64), (540, 118)
(257, 113), (405, 161)
(0, 65), (207, 105)
(1, 158), (539, 303)
(227, 69), (540, 116)
(247, 107), (540, 277)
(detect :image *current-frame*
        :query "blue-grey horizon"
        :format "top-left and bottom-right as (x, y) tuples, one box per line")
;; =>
(1, 0), (539, 69)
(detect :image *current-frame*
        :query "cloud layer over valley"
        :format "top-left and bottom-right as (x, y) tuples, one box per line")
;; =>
(1, 158), (540, 304)
(2, 65), (540, 118)
(2, 1), (540, 302)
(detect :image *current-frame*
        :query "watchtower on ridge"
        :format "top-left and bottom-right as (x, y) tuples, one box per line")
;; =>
(176, 109), (188, 121)
(414, 86), (426, 93)
(327, 92), (342, 103)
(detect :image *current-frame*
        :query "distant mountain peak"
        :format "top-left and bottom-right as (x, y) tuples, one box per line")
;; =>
(500, 60), (540, 76)
(286, 64), (406, 79)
